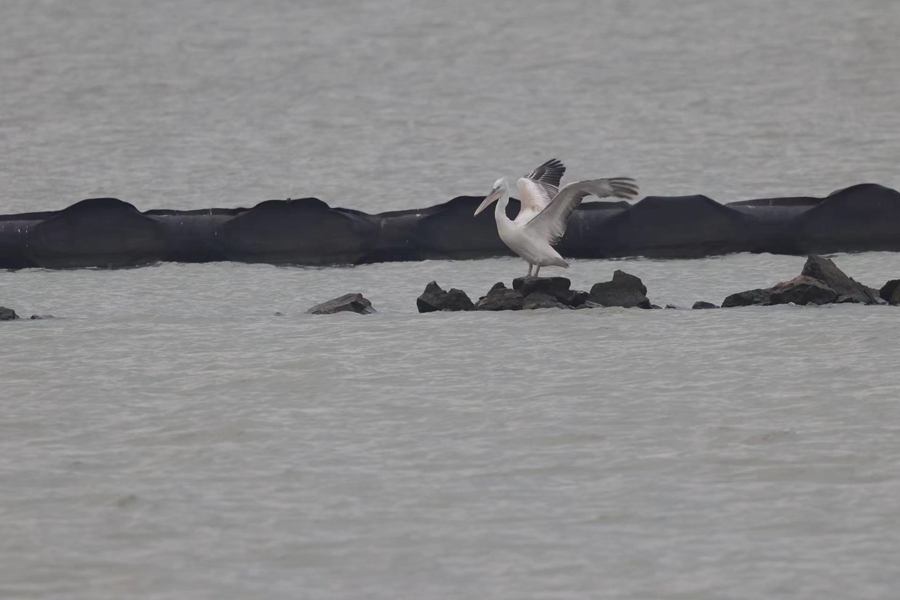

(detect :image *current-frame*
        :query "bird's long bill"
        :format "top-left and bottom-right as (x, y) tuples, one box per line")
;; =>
(474, 188), (501, 216)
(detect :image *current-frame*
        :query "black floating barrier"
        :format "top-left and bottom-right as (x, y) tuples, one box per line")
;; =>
(1, 183), (899, 269)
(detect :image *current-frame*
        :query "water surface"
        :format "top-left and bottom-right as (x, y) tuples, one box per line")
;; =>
(2, 1), (900, 598)
(1, 0), (899, 214)
(3, 254), (900, 599)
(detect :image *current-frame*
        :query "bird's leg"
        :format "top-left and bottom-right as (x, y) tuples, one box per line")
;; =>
(534, 265), (541, 278)
(527, 263), (533, 277)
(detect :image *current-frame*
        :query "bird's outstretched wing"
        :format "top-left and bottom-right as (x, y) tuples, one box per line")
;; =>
(526, 158), (566, 197)
(517, 158), (566, 219)
(524, 177), (639, 245)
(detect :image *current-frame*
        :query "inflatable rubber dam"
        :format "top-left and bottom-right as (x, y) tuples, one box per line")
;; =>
(1, 183), (899, 269)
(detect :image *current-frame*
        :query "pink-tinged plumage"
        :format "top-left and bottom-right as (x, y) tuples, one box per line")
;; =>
(474, 159), (639, 277)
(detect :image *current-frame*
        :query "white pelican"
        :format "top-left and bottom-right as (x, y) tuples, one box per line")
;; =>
(474, 159), (639, 276)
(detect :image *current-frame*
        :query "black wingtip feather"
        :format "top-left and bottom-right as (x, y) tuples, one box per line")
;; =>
(528, 158), (567, 189)
(609, 177), (640, 199)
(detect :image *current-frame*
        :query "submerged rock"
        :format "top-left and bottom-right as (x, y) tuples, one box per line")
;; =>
(475, 284), (525, 311)
(692, 301), (719, 309)
(416, 281), (475, 313)
(880, 279), (900, 305)
(29, 314), (55, 320)
(307, 293), (375, 315)
(589, 271), (651, 308)
(523, 292), (570, 310)
(0, 306), (19, 321)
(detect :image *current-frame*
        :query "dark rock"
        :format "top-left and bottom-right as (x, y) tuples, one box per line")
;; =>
(800, 255), (879, 304)
(307, 293), (375, 315)
(558, 289), (590, 307)
(666, 304), (684, 309)
(852, 290), (885, 305)
(475, 287), (525, 311)
(722, 288), (771, 308)
(488, 282), (507, 292)
(589, 270), (651, 308)
(513, 276), (571, 299)
(692, 301), (719, 309)
(444, 289), (475, 310)
(417, 281), (445, 313)
(523, 292), (569, 310)
(722, 255), (880, 307)
(650, 304), (662, 309)
(0, 306), (19, 321)
(511, 276), (591, 308)
(768, 275), (838, 305)
(416, 281), (475, 313)
(880, 279), (900, 305)
(29, 314), (55, 320)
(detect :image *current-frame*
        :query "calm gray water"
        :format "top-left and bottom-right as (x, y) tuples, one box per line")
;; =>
(3, 1), (900, 599)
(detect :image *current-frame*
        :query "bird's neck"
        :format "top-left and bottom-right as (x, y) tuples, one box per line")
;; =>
(494, 183), (510, 223)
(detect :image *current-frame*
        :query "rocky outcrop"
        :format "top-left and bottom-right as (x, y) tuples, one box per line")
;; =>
(512, 276), (589, 308)
(416, 281), (475, 313)
(0, 306), (19, 321)
(589, 271), (652, 308)
(468, 272), (654, 311)
(474, 276), (622, 311)
(512, 276), (569, 298)
(881, 280), (900, 305)
(692, 301), (718, 309)
(722, 255), (881, 307)
(768, 276), (838, 305)
(522, 292), (570, 310)
(799, 255), (880, 304)
(722, 289), (772, 307)
(475, 283), (525, 311)
(307, 293), (375, 315)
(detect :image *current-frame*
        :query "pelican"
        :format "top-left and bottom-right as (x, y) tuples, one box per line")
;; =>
(474, 159), (639, 277)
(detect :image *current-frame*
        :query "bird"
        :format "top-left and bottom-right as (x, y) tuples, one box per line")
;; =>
(473, 159), (639, 277)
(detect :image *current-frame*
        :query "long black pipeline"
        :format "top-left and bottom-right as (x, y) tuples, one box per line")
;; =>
(1, 183), (898, 269)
